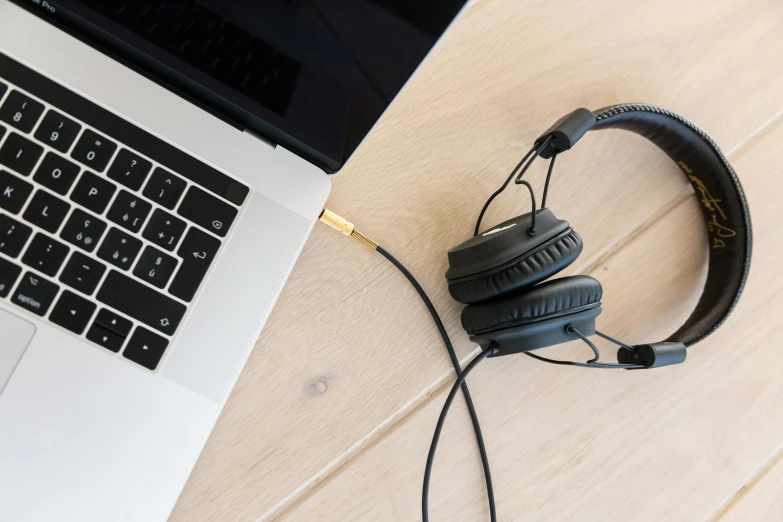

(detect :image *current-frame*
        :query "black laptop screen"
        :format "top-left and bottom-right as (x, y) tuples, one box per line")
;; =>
(11, 0), (468, 172)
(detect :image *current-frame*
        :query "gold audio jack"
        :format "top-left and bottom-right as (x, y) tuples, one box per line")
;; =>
(317, 208), (497, 522)
(318, 209), (379, 250)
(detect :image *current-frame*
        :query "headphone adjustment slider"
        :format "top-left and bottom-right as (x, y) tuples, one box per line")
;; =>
(534, 108), (597, 159)
(617, 342), (687, 369)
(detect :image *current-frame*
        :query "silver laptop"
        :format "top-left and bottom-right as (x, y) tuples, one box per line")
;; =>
(0, 1), (467, 520)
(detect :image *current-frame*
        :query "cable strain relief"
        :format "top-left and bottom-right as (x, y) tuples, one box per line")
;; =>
(351, 230), (379, 251)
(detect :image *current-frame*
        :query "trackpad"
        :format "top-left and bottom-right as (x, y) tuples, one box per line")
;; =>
(0, 308), (35, 395)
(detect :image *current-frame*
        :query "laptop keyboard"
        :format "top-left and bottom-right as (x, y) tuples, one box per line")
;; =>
(0, 52), (249, 371)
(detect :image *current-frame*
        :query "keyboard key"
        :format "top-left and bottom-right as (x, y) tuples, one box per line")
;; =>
(70, 172), (117, 214)
(123, 327), (169, 370)
(94, 308), (133, 336)
(0, 82), (7, 100)
(223, 180), (249, 207)
(59, 252), (106, 295)
(34, 110), (81, 153)
(22, 233), (69, 276)
(49, 290), (96, 335)
(142, 209), (186, 251)
(0, 257), (22, 297)
(11, 272), (59, 316)
(22, 190), (70, 233)
(178, 186), (237, 237)
(134, 246), (178, 289)
(97, 271), (186, 336)
(107, 149), (152, 191)
(142, 168), (186, 209)
(0, 132), (44, 176)
(0, 90), (44, 133)
(86, 323), (126, 353)
(71, 129), (117, 172)
(170, 228), (220, 302)
(0, 213), (32, 258)
(97, 228), (142, 270)
(107, 190), (151, 233)
(60, 208), (106, 252)
(33, 152), (81, 195)
(0, 124), (5, 141)
(0, 170), (33, 214)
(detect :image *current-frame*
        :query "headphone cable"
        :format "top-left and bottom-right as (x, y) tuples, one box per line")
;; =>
(421, 346), (497, 522)
(318, 209), (497, 522)
(474, 137), (553, 236)
(378, 246), (497, 522)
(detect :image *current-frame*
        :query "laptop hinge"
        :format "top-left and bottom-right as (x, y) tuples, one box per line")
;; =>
(243, 127), (276, 149)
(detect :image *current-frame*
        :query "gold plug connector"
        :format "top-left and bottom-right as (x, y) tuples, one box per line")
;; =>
(319, 209), (378, 250)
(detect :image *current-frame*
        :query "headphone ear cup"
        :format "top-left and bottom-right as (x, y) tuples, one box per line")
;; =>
(460, 275), (602, 336)
(448, 229), (583, 305)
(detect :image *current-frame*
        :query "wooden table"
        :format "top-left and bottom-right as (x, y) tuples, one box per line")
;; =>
(171, 0), (783, 520)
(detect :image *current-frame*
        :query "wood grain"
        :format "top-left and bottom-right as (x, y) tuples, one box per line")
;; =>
(282, 118), (783, 521)
(170, 0), (783, 520)
(716, 450), (783, 522)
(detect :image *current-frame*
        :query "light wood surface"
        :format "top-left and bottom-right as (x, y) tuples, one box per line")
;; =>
(282, 119), (783, 521)
(718, 451), (783, 522)
(171, 0), (783, 520)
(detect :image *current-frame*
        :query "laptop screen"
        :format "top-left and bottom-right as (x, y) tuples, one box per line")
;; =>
(10, 0), (469, 172)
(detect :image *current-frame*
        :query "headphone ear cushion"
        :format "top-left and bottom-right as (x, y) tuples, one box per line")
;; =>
(461, 275), (602, 336)
(448, 230), (583, 305)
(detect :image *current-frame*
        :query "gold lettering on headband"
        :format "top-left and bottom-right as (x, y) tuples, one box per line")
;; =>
(689, 175), (727, 220)
(686, 172), (737, 250)
(678, 161), (693, 174)
(707, 214), (736, 238)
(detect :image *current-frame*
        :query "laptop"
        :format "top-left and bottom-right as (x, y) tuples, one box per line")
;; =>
(0, 1), (468, 520)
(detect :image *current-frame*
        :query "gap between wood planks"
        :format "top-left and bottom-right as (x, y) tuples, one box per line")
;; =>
(700, 109), (783, 522)
(259, 108), (783, 521)
(706, 444), (783, 522)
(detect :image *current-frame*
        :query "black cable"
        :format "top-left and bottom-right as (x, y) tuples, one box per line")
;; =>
(474, 137), (552, 236)
(473, 145), (535, 237)
(422, 347), (497, 522)
(514, 179), (538, 234)
(523, 351), (644, 369)
(376, 246), (497, 522)
(595, 330), (636, 352)
(522, 326), (645, 369)
(569, 326), (601, 363)
(541, 154), (557, 209)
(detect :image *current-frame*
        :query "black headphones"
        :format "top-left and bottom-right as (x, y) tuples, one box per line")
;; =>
(445, 104), (752, 369)
(320, 103), (755, 520)
(321, 104), (754, 520)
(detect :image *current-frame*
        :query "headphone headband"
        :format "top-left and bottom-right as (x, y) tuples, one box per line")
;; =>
(449, 104), (752, 368)
(587, 104), (751, 346)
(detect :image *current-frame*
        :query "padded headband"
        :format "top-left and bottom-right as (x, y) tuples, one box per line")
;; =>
(589, 104), (752, 346)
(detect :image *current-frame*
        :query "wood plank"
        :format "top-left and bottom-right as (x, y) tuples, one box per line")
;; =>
(281, 118), (783, 521)
(716, 450), (783, 522)
(171, 0), (783, 519)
